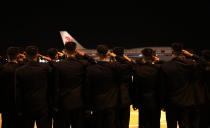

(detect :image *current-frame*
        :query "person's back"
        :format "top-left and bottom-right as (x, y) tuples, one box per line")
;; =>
(16, 46), (51, 128)
(53, 42), (87, 128)
(16, 62), (50, 114)
(0, 47), (21, 128)
(133, 63), (161, 107)
(46, 48), (59, 108)
(161, 43), (196, 128)
(201, 58), (210, 128)
(114, 56), (133, 107)
(55, 57), (86, 109)
(161, 56), (195, 106)
(0, 62), (20, 110)
(112, 47), (133, 128)
(194, 50), (210, 103)
(133, 48), (161, 128)
(86, 45), (120, 128)
(86, 61), (119, 110)
(191, 49), (210, 128)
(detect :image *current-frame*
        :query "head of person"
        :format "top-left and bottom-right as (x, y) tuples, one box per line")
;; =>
(152, 50), (157, 56)
(113, 47), (124, 57)
(141, 48), (154, 62)
(47, 48), (58, 61)
(171, 42), (184, 56)
(25, 45), (39, 61)
(7, 47), (20, 62)
(17, 47), (26, 62)
(96, 45), (108, 59)
(63, 42), (77, 57)
(201, 49), (210, 62)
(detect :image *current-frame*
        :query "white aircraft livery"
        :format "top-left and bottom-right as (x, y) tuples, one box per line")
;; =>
(60, 31), (172, 61)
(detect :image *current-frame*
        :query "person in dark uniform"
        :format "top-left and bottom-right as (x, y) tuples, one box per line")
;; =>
(53, 42), (88, 128)
(45, 48), (60, 128)
(113, 47), (133, 128)
(183, 49), (210, 128)
(15, 45), (52, 128)
(74, 49), (96, 128)
(199, 50), (210, 128)
(0, 47), (21, 128)
(85, 45), (124, 128)
(132, 48), (162, 128)
(161, 43), (196, 128)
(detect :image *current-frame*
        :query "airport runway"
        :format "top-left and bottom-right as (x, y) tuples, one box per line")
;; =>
(129, 106), (175, 128)
(0, 106), (179, 128)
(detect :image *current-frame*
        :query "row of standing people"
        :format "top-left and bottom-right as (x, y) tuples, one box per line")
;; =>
(0, 42), (209, 128)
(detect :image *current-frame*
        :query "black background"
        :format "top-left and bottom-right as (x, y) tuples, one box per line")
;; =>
(1, 1), (210, 55)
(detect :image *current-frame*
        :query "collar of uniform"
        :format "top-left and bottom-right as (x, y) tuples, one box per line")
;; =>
(26, 61), (39, 65)
(172, 56), (185, 62)
(144, 62), (154, 65)
(66, 57), (77, 61)
(8, 62), (18, 64)
(48, 60), (55, 64)
(96, 60), (110, 64)
(171, 57), (191, 66)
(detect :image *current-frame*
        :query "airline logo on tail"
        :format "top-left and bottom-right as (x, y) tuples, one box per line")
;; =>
(60, 31), (85, 50)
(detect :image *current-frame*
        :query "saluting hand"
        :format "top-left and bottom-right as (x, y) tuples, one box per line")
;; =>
(108, 51), (116, 57)
(58, 51), (64, 57)
(153, 56), (160, 62)
(75, 48), (85, 56)
(123, 54), (132, 62)
(182, 50), (193, 57)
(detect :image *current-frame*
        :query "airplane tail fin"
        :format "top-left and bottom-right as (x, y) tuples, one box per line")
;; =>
(60, 31), (85, 49)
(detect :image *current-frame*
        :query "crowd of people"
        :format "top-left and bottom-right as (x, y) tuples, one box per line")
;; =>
(0, 42), (209, 128)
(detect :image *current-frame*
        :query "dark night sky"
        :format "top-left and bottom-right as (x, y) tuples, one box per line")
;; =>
(1, 1), (210, 55)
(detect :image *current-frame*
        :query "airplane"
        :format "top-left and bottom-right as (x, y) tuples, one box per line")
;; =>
(60, 31), (173, 61)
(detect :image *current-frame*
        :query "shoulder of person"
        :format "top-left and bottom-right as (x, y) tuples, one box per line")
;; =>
(15, 64), (28, 75)
(160, 60), (172, 70)
(86, 64), (100, 75)
(38, 63), (51, 70)
(152, 63), (162, 68)
(87, 64), (97, 70)
(77, 59), (90, 66)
